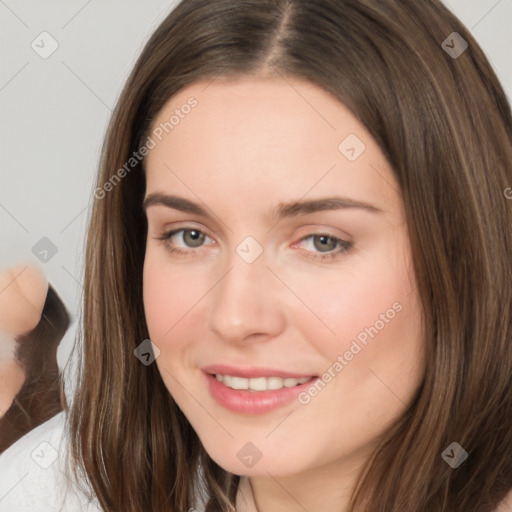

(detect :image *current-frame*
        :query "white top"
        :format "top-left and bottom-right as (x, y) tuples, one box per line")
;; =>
(0, 412), (101, 511)
(236, 476), (258, 511)
(0, 412), (209, 512)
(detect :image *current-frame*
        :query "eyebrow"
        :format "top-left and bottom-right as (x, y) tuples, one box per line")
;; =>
(142, 193), (383, 220)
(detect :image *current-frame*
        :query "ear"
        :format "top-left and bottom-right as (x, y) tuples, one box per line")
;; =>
(0, 265), (48, 336)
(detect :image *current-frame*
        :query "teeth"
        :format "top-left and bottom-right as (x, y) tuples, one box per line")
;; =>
(214, 374), (311, 391)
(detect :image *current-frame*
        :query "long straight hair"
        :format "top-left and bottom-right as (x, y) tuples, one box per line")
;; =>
(68, 0), (512, 510)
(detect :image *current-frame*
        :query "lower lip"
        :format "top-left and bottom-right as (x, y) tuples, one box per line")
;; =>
(204, 372), (319, 415)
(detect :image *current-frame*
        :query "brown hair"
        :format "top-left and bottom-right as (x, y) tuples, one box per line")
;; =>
(68, 0), (512, 510)
(0, 285), (69, 452)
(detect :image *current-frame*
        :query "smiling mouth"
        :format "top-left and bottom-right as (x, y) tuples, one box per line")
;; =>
(203, 370), (320, 414)
(212, 374), (316, 392)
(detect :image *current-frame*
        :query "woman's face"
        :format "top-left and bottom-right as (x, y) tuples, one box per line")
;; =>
(142, 76), (425, 478)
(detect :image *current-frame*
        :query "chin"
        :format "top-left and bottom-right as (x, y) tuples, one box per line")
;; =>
(198, 433), (312, 477)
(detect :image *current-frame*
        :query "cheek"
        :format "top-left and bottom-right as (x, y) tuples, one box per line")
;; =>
(287, 233), (425, 412)
(142, 250), (208, 340)
(302, 277), (424, 433)
(283, 239), (417, 357)
(143, 254), (198, 400)
(142, 249), (220, 400)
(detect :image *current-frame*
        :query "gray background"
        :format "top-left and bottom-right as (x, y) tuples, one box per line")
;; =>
(1, 0), (511, 374)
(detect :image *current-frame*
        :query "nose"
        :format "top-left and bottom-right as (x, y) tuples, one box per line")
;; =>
(208, 249), (286, 344)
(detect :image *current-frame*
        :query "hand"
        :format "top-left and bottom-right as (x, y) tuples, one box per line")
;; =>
(0, 265), (48, 337)
(0, 265), (48, 417)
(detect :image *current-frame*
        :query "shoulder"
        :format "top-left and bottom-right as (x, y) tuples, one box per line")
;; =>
(0, 411), (102, 512)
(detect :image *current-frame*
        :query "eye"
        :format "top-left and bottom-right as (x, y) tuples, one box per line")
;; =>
(293, 233), (353, 262)
(156, 228), (214, 255)
(155, 228), (353, 262)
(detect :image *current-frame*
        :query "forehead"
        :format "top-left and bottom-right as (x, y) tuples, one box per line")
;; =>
(144, 77), (401, 219)
(148, 76), (362, 155)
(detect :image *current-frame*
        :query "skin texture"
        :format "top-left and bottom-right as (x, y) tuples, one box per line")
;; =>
(0, 349), (25, 417)
(142, 76), (426, 511)
(0, 265), (48, 336)
(0, 265), (48, 417)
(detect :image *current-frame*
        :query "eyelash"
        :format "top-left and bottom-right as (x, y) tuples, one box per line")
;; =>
(155, 228), (353, 262)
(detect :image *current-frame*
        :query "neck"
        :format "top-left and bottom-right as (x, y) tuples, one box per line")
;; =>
(236, 447), (372, 512)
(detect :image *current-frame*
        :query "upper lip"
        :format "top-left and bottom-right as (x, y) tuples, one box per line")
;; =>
(201, 364), (317, 379)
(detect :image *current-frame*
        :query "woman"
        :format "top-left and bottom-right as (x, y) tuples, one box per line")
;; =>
(1, 0), (511, 510)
